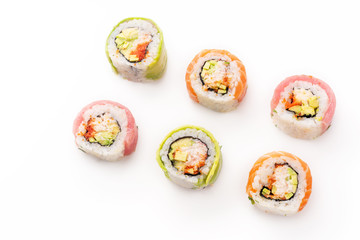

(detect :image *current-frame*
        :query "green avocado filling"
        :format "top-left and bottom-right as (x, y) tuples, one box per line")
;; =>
(285, 88), (320, 118)
(260, 164), (298, 201)
(89, 131), (118, 146)
(84, 113), (120, 146)
(200, 60), (230, 94)
(115, 28), (151, 62)
(168, 137), (208, 175)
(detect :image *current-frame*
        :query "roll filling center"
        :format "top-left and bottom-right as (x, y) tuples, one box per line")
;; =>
(168, 137), (208, 175)
(260, 163), (298, 201)
(115, 28), (152, 62)
(84, 112), (121, 146)
(200, 59), (230, 94)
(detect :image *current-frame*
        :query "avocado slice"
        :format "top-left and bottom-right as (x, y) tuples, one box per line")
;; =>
(115, 37), (126, 47)
(288, 105), (302, 114)
(203, 61), (211, 70)
(170, 138), (193, 149)
(208, 60), (217, 68)
(122, 41), (129, 47)
(173, 161), (185, 172)
(201, 60), (217, 75)
(94, 131), (117, 146)
(129, 55), (139, 62)
(287, 168), (298, 184)
(262, 188), (271, 195)
(173, 151), (188, 162)
(168, 149), (175, 160)
(121, 28), (138, 41)
(301, 105), (315, 116)
(285, 192), (294, 199)
(308, 96), (319, 108)
(115, 28), (139, 50)
(219, 84), (227, 90)
(287, 167), (296, 175)
(286, 167), (298, 193)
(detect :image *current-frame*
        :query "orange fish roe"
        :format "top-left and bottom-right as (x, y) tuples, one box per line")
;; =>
(130, 41), (150, 61)
(84, 118), (97, 141)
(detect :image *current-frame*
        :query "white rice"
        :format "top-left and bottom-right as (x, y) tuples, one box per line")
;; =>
(249, 154), (308, 216)
(159, 128), (216, 189)
(272, 81), (329, 139)
(75, 104), (128, 161)
(107, 19), (161, 82)
(189, 52), (243, 112)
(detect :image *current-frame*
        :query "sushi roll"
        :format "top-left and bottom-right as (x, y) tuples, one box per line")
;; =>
(185, 49), (247, 112)
(105, 17), (167, 82)
(246, 151), (312, 216)
(156, 125), (222, 189)
(271, 75), (336, 139)
(73, 100), (138, 161)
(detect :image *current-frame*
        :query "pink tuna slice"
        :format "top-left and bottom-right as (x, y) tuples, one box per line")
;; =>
(73, 100), (138, 156)
(270, 75), (336, 132)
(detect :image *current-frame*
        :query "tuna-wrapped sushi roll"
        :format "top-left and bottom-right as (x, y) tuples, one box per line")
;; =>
(246, 151), (312, 216)
(73, 100), (138, 161)
(185, 49), (247, 112)
(271, 75), (336, 139)
(156, 125), (222, 189)
(106, 17), (167, 82)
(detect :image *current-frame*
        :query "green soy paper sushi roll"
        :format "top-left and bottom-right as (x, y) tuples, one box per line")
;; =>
(106, 17), (167, 82)
(156, 125), (222, 189)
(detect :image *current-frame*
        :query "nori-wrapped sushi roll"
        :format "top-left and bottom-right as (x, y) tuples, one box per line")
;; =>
(271, 75), (336, 139)
(246, 151), (312, 216)
(106, 17), (167, 82)
(156, 125), (222, 189)
(73, 100), (138, 161)
(185, 49), (247, 112)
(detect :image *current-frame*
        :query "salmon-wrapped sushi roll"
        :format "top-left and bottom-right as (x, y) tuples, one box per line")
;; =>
(246, 151), (312, 216)
(271, 75), (336, 139)
(156, 125), (222, 189)
(185, 49), (247, 112)
(73, 100), (138, 161)
(105, 17), (167, 82)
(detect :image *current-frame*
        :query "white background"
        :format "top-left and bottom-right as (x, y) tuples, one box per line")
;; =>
(1, 0), (359, 239)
